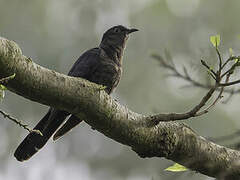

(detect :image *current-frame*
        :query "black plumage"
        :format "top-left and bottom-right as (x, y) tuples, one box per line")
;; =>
(14, 25), (138, 161)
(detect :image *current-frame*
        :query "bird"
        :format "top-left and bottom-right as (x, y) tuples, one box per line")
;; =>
(14, 25), (138, 162)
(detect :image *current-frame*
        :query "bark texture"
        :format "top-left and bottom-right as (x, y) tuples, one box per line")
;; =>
(0, 37), (240, 179)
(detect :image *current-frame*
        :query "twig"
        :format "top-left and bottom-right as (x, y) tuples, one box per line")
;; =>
(149, 48), (240, 124)
(216, 48), (222, 75)
(152, 55), (240, 95)
(196, 74), (230, 116)
(148, 86), (216, 124)
(201, 59), (217, 78)
(0, 74), (42, 135)
(220, 79), (240, 87)
(0, 109), (42, 135)
(222, 56), (240, 69)
(221, 63), (237, 79)
(0, 74), (16, 84)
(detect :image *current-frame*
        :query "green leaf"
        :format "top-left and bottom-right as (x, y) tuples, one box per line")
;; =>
(165, 163), (188, 172)
(0, 84), (8, 100)
(235, 59), (240, 66)
(229, 48), (234, 57)
(0, 84), (7, 90)
(0, 85), (7, 100)
(9, 73), (16, 79)
(0, 90), (5, 99)
(210, 35), (220, 47)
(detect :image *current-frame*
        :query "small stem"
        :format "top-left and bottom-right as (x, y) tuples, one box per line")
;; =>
(201, 60), (217, 77)
(220, 79), (240, 87)
(221, 64), (237, 79)
(216, 48), (222, 73)
(196, 73), (231, 116)
(0, 74), (16, 84)
(0, 109), (42, 135)
(152, 55), (238, 94)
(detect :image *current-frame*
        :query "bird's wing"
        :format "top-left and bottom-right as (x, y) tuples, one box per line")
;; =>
(14, 48), (101, 161)
(52, 48), (101, 141)
(68, 47), (101, 77)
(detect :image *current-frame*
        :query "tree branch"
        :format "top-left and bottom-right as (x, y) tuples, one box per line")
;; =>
(1, 37), (240, 179)
(152, 54), (240, 95)
(0, 109), (42, 135)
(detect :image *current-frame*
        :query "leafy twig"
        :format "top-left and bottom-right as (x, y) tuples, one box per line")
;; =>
(150, 39), (240, 123)
(152, 55), (240, 95)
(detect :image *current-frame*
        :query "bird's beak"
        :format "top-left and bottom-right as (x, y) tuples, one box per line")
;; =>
(126, 28), (139, 34)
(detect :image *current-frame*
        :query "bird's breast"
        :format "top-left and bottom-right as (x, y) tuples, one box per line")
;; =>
(90, 54), (122, 94)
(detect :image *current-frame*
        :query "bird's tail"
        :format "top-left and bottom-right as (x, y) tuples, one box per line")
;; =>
(53, 115), (82, 141)
(14, 131), (48, 162)
(14, 109), (69, 162)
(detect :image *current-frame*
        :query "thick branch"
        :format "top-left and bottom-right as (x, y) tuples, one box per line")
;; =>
(1, 37), (240, 179)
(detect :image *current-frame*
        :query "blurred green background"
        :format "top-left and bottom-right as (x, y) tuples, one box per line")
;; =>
(1, 0), (240, 179)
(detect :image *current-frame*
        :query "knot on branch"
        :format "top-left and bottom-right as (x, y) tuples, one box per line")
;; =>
(0, 37), (22, 58)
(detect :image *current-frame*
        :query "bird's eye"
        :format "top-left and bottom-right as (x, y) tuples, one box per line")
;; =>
(113, 28), (121, 33)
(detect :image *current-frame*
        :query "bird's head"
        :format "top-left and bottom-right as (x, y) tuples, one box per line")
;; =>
(100, 25), (138, 53)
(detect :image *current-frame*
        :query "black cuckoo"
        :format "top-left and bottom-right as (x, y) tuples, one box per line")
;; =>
(14, 25), (138, 161)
